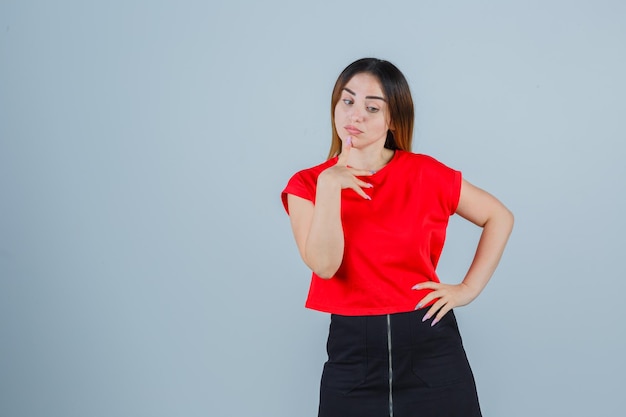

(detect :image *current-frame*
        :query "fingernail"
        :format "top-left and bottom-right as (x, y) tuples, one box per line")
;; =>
(370, 170), (377, 174)
(367, 183), (374, 188)
(412, 284), (421, 290)
(416, 302), (422, 309)
(431, 318), (439, 327)
(365, 195), (371, 200)
(346, 136), (352, 146)
(422, 314), (430, 322)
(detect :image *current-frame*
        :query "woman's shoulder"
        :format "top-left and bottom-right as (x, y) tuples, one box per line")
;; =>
(283, 156), (337, 194)
(281, 157), (337, 212)
(289, 157), (338, 181)
(395, 150), (456, 172)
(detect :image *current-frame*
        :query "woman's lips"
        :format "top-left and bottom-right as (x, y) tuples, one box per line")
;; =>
(344, 126), (363, 135)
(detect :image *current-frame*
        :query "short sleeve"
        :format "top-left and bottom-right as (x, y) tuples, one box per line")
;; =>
(449, 169), (462, 214)
(281, 158), (336, 214)
(417, 154), (462, 216)
(281, 172), (314, 214)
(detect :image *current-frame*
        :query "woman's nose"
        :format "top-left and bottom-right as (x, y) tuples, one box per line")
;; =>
(349, 107), (364, 122)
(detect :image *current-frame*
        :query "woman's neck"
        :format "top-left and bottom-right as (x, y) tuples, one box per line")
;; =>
(347, 147), (395, 172)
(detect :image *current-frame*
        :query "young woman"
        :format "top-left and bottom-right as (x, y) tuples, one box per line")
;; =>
(281, 58), (513, 417)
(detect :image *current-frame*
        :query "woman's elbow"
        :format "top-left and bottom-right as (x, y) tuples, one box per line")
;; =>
(308, 259), (340, 279)
(301, 252), (337, 278)
(315, 271), (336, 279)
(498, 206), (515, 234)
(504, 206), (514, 226)
(482, 205), (514, 233)
(302, 248), (342, 279)
(311, 263), (340, 279)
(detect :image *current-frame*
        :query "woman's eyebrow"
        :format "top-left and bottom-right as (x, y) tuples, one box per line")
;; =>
(343, 87), (386, 101)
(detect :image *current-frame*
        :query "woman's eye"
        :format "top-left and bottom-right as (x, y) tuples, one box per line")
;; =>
(367, 107), (379, 113)
(342, 99), (353, 105)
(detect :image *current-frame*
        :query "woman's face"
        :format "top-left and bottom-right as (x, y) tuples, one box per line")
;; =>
(334, 72), (392, 150)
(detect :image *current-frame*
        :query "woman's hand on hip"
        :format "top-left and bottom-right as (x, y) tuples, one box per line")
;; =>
(318, 136), (373, 200)
(412, 282), (479, 326)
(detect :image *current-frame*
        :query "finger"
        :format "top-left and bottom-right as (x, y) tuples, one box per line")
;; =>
(355, 178), (374, 189)
(423, 298), (446, 322)
(336, 136), (352, 166)
(431, 305), (452, 326)
(415, 290), (438, 310)
(412, 281), (440, 291)
(349, 184), (371, 200)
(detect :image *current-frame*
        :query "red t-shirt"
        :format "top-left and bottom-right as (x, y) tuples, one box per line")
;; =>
(282, 150), (462, 316)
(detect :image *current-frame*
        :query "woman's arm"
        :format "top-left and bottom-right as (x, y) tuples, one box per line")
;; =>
(287, 138), (372, 278)
(413, 179), (514, 324)
(287, 186), (343, 279)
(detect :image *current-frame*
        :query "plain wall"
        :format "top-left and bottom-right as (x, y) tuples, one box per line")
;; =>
(1, 1), (625, 416)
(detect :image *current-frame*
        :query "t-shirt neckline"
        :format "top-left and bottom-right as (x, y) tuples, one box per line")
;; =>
(373, 149), (398, 176)
(342, 149), (400, 176)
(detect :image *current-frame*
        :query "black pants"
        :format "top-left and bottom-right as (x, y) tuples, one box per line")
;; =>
(319, 309), (482, 417)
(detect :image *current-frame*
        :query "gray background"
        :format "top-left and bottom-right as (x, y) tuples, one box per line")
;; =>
(1, 1), (625, 416)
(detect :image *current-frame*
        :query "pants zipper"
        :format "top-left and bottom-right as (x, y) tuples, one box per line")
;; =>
(387, 314), (393, 417)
